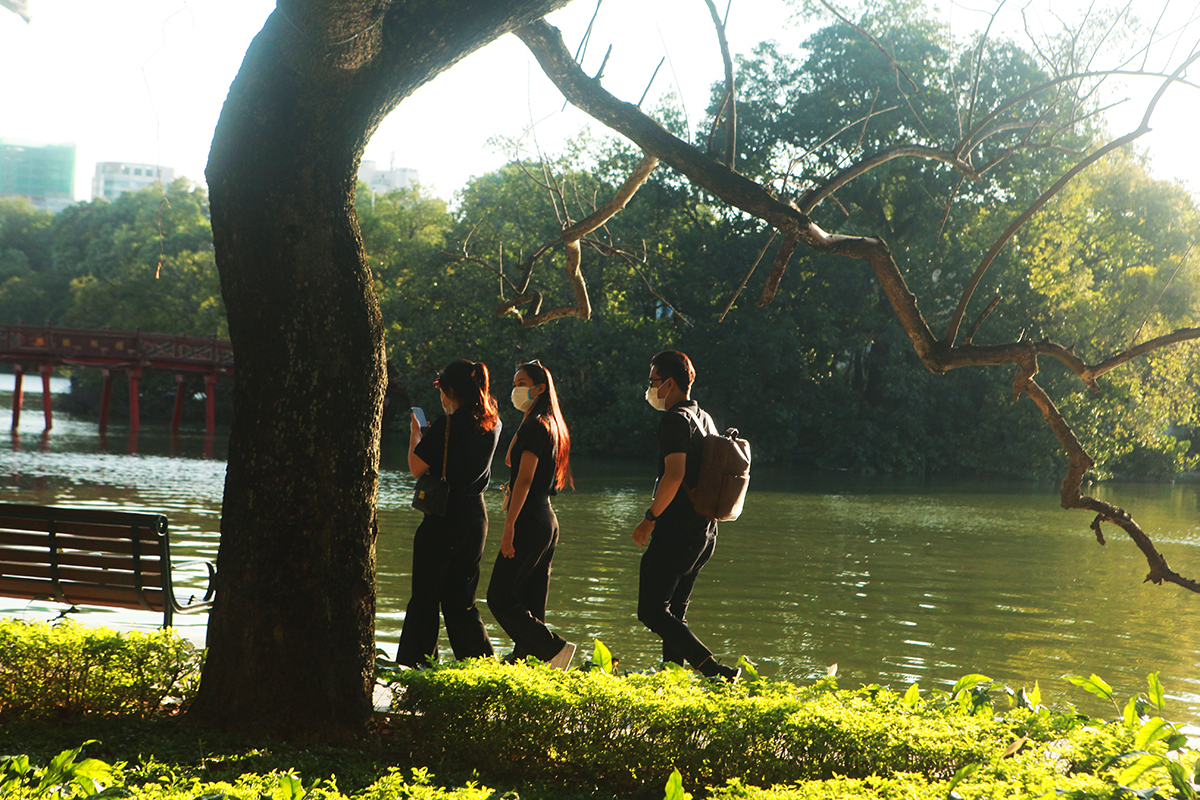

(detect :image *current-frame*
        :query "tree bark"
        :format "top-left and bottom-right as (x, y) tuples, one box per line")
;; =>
(192, 0), (570, 741)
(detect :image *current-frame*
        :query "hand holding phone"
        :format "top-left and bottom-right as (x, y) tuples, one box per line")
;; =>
(411, 407), (429, 429)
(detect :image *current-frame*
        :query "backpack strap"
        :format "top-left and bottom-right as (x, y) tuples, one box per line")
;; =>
(678, 405), (717, 437)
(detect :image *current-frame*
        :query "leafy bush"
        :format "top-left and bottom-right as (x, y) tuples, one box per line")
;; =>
(389, 660), (1001, 796)
(388, 660), (1200, 800)
(0, 619), (202, 720)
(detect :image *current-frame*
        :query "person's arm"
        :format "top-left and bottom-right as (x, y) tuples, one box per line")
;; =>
(633, 452), (685, 547)
(408, 411), (430, 478)
(501, 449), (538, 558)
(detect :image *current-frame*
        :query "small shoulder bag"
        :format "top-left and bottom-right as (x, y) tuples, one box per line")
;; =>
(412, 415), (451, 516)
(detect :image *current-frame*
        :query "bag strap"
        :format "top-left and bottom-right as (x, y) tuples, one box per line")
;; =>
(679, 405), (716, 437)
(440, 413), (450, 480)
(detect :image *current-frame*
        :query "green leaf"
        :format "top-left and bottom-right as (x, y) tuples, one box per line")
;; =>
(664, 768), (688, 800)
(902, 683), (920, 708)
(1147, 672), (1165, 715)
(951, 674), (991, 697)
(275, 772), (306, 800)
(734, 655), (759, 682)
(1029, 681), (1041, 707)
(1118, 753), (1166, 787)
(591, 639), (614, 675)
(1064, 673), (1114, 702)
(946, 763), (979, 794)
(1135, 717), (1175, 750)
(826, 663), (838, 677)
(1125, 696), (1141, 730)
(1167, 760), (1197, 800)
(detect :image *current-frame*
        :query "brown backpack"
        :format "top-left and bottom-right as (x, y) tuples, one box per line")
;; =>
(681, 408), (752, 522)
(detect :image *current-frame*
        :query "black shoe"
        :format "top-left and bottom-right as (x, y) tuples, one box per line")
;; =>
(700, 659), (740, 683)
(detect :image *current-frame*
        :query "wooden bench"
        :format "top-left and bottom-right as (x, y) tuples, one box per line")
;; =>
(0, 502), (215, 627)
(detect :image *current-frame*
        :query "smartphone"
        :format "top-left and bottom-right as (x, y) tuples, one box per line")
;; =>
(411, 407), (429, 429)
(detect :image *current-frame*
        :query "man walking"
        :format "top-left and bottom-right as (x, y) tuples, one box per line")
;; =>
(633, 350), (739, 681)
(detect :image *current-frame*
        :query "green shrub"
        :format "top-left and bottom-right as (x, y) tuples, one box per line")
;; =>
(390, 660), (1003, 796)
(388, 660), (1200, 800)
(0, 619), (202, 720)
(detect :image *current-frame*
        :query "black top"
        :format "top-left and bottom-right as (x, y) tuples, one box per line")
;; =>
(508, 418), (557, 500)
(415, 413), (501, 498)
(657, 400), (716, 526)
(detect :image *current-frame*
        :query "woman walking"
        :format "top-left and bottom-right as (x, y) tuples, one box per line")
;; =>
(395, 359), (501, 668)
(487, 360), (576, 670)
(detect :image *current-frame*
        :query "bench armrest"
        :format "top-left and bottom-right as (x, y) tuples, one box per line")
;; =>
(170, 560), (216, 613)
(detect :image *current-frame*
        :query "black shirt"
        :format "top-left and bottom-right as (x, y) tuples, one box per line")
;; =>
(657, 400), (715, 525)
(508, 418), (557, 499)
(414, 413), (501, 498)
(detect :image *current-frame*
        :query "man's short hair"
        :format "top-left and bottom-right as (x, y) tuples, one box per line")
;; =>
(650, 350), (695, 391)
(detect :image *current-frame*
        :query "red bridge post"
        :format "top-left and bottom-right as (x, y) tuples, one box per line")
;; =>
(39, 364), (53, 431)
(11, 365), (23, 431)
(205, 372), (218, 435)
(128, 367), (141, 435)
(171, 374), (187, 431)
(99, 370), (113, 434)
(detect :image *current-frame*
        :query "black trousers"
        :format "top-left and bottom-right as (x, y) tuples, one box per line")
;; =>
(395, 494), (494, 667)
(637, 519), (718, 668)
(486, 496), (567, 662)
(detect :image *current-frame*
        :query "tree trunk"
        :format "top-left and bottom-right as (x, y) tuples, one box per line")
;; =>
(191, 0), (570, 741)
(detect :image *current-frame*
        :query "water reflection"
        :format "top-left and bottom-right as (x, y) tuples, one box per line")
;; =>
(1, 409), (1199, 723)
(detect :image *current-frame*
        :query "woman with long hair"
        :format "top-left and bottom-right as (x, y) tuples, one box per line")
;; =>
(395, 359), (501, 668)
(486, 360), (576, 669)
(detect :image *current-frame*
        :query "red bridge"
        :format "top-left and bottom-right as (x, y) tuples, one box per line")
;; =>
(0, 324), (233, 435)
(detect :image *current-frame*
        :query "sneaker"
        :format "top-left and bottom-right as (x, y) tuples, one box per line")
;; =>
(549, 641), (576, 671)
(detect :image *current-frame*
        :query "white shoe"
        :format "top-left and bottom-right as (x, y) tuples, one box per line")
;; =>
(549, 641), (576, 671)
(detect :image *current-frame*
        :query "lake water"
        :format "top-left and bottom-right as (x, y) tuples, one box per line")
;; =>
(2, 405), (1199, 724)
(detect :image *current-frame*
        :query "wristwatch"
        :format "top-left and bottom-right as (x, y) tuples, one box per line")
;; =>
(644, 508), (659, 522)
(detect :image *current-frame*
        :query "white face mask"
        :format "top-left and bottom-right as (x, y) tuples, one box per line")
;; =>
(511, 386), (536, 413)
(645, 384), (669, 411)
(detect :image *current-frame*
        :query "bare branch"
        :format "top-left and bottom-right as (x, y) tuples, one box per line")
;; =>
(963, 294), (1002, 345)
(703, 0), (737, 167)
(758, 231), (800, 306)
(497, 153), (659, 327)
(719, 230), (778, 322)
(1129, 244), (1194, 347)
(1022, 377), (1200, 593)
(817, 0), (920, 93)
(945, 49), (1200, 347)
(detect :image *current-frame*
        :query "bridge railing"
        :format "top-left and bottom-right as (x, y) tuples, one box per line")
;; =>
(0, 325), (233, 374)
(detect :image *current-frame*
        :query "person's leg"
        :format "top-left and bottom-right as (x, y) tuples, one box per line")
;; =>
(519, 508), (558, 625)
(637, 528), (714, 669)
(440, 497), (495, 660)
(485, 501), (566, 662)
(395, 515), (454, 667)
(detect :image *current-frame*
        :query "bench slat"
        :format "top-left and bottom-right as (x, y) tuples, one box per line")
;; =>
(0, 515), (165, 541)
(0, 548), (163, 574)
(0, 561), (158, 588)
(0, 529), (161, 556)
(0, 576), (164, 611)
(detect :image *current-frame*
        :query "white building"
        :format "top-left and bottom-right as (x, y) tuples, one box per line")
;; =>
(358, 160), (418, 195)
(92, 162), (174, 201)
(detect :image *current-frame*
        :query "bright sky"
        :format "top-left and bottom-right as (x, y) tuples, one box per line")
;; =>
(1, 0), (1196, 205)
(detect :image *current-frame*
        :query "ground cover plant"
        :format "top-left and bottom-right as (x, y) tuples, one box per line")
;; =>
(2, 620), (1198, 798)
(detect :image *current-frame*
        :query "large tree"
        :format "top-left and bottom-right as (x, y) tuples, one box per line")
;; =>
(191, 0), (572, 740)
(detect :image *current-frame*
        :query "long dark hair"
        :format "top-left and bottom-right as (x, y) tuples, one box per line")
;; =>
(517, 361), (573, 491)
(437, 359), (499, 433)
